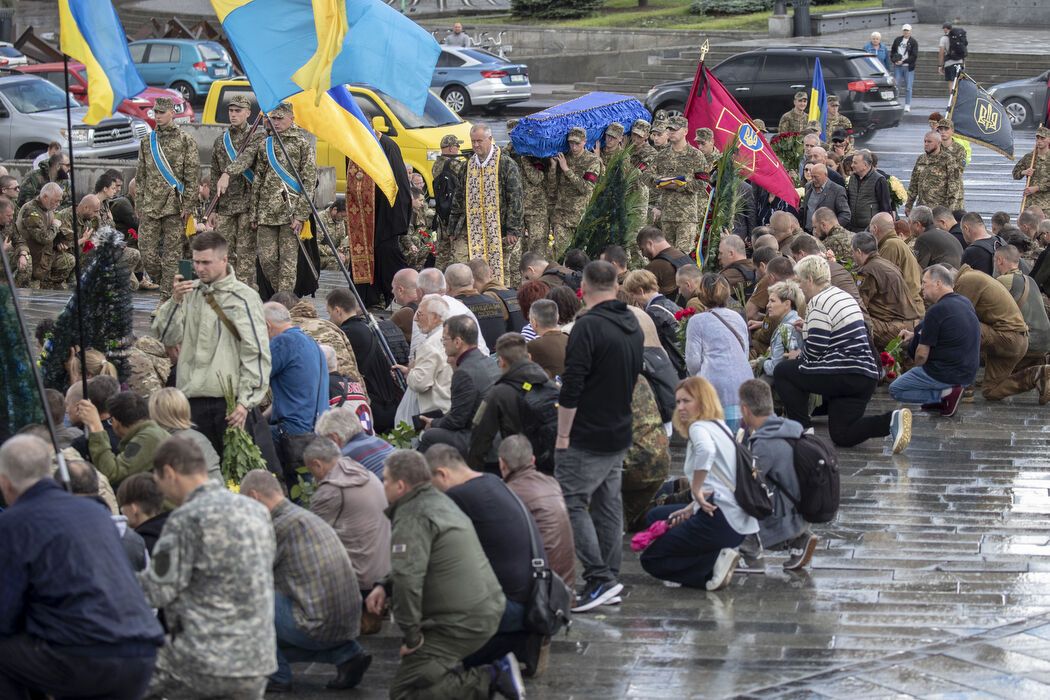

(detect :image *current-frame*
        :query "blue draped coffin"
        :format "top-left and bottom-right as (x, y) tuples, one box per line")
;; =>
(509, 92), (652, 158)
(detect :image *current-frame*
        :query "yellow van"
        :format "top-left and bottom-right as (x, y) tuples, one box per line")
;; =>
(202, 79), (474, 194)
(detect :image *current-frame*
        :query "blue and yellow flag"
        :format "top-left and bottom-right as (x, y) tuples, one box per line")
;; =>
(808, 57), (829, 141)
(58, 1), (146, 125)
(211, 0), (440, 115)
(290, 84), (398, 204)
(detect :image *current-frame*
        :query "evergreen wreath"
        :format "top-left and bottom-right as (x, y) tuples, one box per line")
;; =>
(700, 136), (744, 273)
(569, 145), (642, 261)
(0, 284), (44, 441)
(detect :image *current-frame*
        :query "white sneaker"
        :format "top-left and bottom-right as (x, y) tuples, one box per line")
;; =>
(706, 548), (740, 591)
(904, 104), (911, 112)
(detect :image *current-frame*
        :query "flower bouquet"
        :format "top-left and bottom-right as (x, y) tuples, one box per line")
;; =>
(888, 175), (908, 211)
(674, 307), (696, 359)
(880, 337), (905, 380)
(770, 131), (803, 184)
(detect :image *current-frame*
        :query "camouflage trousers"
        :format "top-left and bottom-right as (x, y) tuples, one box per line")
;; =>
(523, 212), (550, 256)
(7, 251), (31, 287)
(660, 220), (699, 257)
(31, 252), (75, 290)
(257, 223), (299, 293)
(145, 664), (268, 700)
(216, 211), (257, 289)
(549, 220), (577, 262)
(320, 253), (345, 271)
(623, 448), (671, 532)
(140, 214), (184, 300)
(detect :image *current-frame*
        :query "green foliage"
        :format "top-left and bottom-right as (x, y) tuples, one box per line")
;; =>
(569, 146), (641, 260)
(701, 136), (744, 272)
(770, 133), (804, 186)
(512, 0), (606, 19)
(219, 374), (268, 484)
(290, 466), (317, 506)
(689, 0), (771, 15)
(0, 284), (44, 441)
(380, 421), (419, 449)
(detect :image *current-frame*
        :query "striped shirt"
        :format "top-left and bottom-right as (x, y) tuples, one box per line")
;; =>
(800, 285), (879, 378)
(341, 432), (395, 478)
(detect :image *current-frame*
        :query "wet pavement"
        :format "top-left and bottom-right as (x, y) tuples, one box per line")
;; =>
(13, 278), (1050, 698)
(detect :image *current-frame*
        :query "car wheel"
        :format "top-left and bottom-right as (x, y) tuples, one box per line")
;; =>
(442, 86), (471, 115)
(172, 81), (196, 103)
(1003, 98), (1031, 128)
(653, 102), (684, 120)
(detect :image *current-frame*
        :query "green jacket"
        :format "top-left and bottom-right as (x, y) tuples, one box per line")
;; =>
(383, 483), (504, 648)
(88, 419), (170, 486)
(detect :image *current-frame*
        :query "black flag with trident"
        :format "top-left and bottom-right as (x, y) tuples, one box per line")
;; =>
(948, 72), (1015, 159)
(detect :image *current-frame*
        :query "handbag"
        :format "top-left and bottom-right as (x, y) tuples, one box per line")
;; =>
(711, 422), (774, 520)
(510, 492), (573, 636)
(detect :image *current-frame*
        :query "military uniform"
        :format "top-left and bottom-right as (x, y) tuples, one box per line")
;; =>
(649, 117), (709, 253)
(289, 298), (366, 391)
(822, 224), (854, 263)
(403, 196), (435, 271)
(56, 207), (144, 290)
(519, 153), (551, 257)
(826, 113), (852, 135)
(14, 197), (74, 289)
(547, 126), (601, 258)
(432, 135), (467, 269)
(1014, 129), (1050, 213)
(126, 335), (172, 398)
(318, 208), (348, 270)
(778, 107), (809, 134)
(136, 97), (200, 299)
(906, 146), (964, 211)
(630, 119), (658, 226)
(211, 96), (262, 288)
(622, 376), (671, 532)
(17, 161), (71, 209)
(227, 103), (316, 293)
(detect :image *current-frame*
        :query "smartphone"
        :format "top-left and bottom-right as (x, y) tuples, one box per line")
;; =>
(178, 259), (197, 281)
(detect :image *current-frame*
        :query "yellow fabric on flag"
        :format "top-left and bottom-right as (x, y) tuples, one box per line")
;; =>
(292, 0), (349, 103)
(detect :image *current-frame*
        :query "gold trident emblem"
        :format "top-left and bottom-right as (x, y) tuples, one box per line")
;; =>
(740, 125), (760, 150)
(974, 99), (1001, 134)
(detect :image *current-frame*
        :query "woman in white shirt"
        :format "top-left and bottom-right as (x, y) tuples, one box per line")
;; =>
(639, 377), (760, 590)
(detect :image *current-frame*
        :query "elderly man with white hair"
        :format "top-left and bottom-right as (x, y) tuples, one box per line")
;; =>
(264, 301), (328, 478)
(800, 162), (850, 232)
(393, 295), (454, 419)
(13, 181), (74, 288)
(413, 267), (489, 355)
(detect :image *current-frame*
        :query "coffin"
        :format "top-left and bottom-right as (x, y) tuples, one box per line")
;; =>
(509, 92), (652, 158)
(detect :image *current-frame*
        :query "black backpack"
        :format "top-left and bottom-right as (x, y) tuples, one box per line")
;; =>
(640, 347), (678, 423)
(550, 269), (583, 292)
(768, 432), (840, 524)
(947, 27), (968, 61)
(516, 380), (560, 475)
(713, 422), (774, 520)
(432, 159), (460, 223)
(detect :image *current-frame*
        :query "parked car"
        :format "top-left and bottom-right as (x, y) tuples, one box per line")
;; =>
(202, 79), (473, 195)
(431, 45), (530, 115)
(644, 47), (904, 137)
(128, 39), (235, 103)
(0, 75), (141, 160)
(13, 61), (194, 128)
(0, 42), (27, 67)
(987, 71), (1049, 128)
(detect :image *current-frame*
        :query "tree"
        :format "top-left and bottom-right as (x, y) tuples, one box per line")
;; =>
(0, 284), (44, 441)
(512, 0), (605, 20)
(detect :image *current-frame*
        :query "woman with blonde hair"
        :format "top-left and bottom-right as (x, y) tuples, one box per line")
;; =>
(623, 269), (685, 377)
(639, 377), (759, 591)
(758, 279), (806, 381)
(148, 387), (222, 481)
(66, 347), (119, 387)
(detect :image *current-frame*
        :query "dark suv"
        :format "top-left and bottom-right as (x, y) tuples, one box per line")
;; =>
(644, 47), (904, 137)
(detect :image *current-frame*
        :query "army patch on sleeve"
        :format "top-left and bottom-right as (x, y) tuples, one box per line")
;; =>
(392, 544), (407, 554)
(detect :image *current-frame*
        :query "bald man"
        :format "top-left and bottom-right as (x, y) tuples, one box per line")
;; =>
(390, 268), (420, 343)
(869, 211), (923, 313)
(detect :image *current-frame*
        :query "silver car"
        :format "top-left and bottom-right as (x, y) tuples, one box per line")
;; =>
(0, 75), (142, 161)
(987, 70), (1049, 128)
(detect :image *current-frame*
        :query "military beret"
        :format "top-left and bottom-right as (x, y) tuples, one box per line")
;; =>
(153, 97), (174, 113)
(506, 118), (520, 130)
(794, 91), (808, 101)
(667, 115), (688, 130)
(827, 95), (840, 106)
(269, 102), (293, 118)
(440, 134), (463, 148)
(751, 119), (766, 132)
(631, 118), (651, 136)
(936, 118), (953, 129)
(605, 122), (625, 139)
(567, 126), (587, 143)
(1038, 125), (1050, 139)
(228, 94), (252, 110)
(694, 127), (713, 142)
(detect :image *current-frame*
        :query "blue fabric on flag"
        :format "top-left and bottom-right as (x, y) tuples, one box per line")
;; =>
(328, 83), (379, 142)
(808, 57), (829, 141)
(219, 0), (439, 115)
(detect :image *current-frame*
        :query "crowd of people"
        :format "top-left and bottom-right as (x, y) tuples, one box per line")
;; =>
(4, 53), (1050, 698)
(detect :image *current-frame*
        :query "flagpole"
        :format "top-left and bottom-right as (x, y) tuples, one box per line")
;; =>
(0, 239), (71, 491)
(61, 53), (89, 401)
(265, 116), (407, 391)
(946, 71), (962, 119)
(1021, 144), (1038, 214)
(203, 112), (265, 223)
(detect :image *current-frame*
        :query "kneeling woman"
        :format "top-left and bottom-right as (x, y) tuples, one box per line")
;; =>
(640, 377), (759, 591)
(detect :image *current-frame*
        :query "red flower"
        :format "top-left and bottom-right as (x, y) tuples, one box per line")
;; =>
(575, 288), (583, 300)
(879, 351), (894, 366)
(674, 307), (696, 321)
(886, 371), (897, 380)
(127, 227), (138, 241)
(82, 241), (95, 253)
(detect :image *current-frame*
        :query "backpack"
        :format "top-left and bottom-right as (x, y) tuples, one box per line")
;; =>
(516, 380), (560, 475)
(712, 422), (774, 520)
(640, 346), (678, 423)
(767, 432), (840, 523)
(329, 376), (376, 435)
(947, 27), (968, 61)
(550, 268), (583, 292)
(432, 159), (461, 223)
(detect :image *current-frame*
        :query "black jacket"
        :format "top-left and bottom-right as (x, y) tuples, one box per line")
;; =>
(560, 299), (643, 453)
(645, 294), (686, 378)
(890, 35), (919, 70)
(468, 360), (551, 470)
(340, 316), (404, 411)
(432, 348), (499, 434)
(135, 512), (170, 555)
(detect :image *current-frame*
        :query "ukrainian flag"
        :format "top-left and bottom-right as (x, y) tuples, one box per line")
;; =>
(58, 1), (146, 125)
(808, 57), (829, 141)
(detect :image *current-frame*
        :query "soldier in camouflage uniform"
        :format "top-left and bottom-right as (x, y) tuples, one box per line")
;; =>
(209, 94), (262, 288)
(403, 186), (436, 270)
(778, 91), (810, 134)
(629, 119), (657, 225)
(694, 127), (721, 167)
(126, 335), (172, 398)
(649, 115), (709, 254)
(826, 96), (852, 135)
(318, 199), (349, 270)
(219, 102), (315, 293)
(57, 194), (145, 290)
(547, 126), (601, 259)
(1014, 125), (1050, 213)
(18, 152), (71, 208)
(936, 118), (968, 170)
(516, 137), (552, 258)
(136, 97), (200, 301)
(0, 189), (31, 287)
(13, 182), (74, 289)
(139, 436), (276, 699)
(906, 131), (965, 212)
(812, 207), (854, 263)
(287, 296), (366, 391)
(598, 121), (626, 166)
(622, 376), (670, 532)
(649, 120), (670, 150)
(432, 134), (466, 269)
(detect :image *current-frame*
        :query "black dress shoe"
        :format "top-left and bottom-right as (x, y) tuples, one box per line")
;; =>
(327, 652), (372, 690)
(265, 679), (292, 694)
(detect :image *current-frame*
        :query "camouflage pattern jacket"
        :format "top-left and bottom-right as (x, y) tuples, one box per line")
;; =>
(135, 122), (200, 219)
(822, 224), (854, 263)
(317, 209), (348, 258)
(15, 198), (66, 269)
(288, 299), (366, 392)
(519, 154), (551, 213)
(210, 122), (262, 215)
(827, 114), (852, 135)
(127, 335), (173, 398)
(649, 144), (709, 221)
(228, 126), (316, 226)
(906, 147), (964, 211)
(778, 108), (809, 134)
(18, 162), (71, 208)
(138, 480), (277, 678)
(547, 149), (601, 225)
(1014, 149), (1050, 213)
